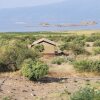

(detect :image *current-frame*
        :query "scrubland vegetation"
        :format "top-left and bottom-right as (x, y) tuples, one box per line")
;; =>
(0, 31), (100, 100)
(74, 60), (100, 72)
(71, 87), (100, 100)
(21, 58), (48, 80)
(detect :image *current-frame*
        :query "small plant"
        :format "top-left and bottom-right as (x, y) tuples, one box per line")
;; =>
(70, 43), (86, 55)
(52, 56), (68, 65)
(59, 43), (70, 51)
(34, 44), (44, 52)
(21, 59), (49, 80)
(73, 59), (100, 72)
(60, 42), (86, 55)
(93, 40), (100, 47)
(86, 34), (100, 42)
(93, 47), (100, 55)
(70, 87), (100, 100)
(3, 96), (12, 100)
(66, 56), (75, 63)
(62, 35), (77, 42)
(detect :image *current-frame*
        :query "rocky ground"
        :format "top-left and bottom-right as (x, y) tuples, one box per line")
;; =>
(0, 73), (100, 100)
(0, 60), (100, 100)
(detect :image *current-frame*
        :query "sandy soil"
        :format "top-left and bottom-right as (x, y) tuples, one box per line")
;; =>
(0, 76), (100, 100)
(0, 56), (100, 100)
(0, 65), (100, 100)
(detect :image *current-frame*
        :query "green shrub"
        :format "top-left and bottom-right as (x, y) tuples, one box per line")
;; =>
(47, 35), (62, 42)
(71, 87), (100, 100)
(74, 60), (92, 72)
(34, 44), (44, 52)
(74, 60), (100, 72)
(73, 40), (85, 46)
(21, 59), (49, 80)
(93, 47), (100, 55)
(62, 35), (86, 42)
(0, 44), (39, 72)
(2, 96), (12, 100)
(86, 34), (100, 42)
(52, 56), (68, 65)
(70, 43), (86, 55)
(62, 35), (77, 42)
(66, 56), (75, 63)
(59, 42), (86, 55)
(59, 42), (70, 51)
(93, 40), (100, 46)
(59, 35), (86, 55)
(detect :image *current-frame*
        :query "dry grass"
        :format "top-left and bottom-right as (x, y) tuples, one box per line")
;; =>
(65, 29), (100, 35)
(0, 71), (22, 78)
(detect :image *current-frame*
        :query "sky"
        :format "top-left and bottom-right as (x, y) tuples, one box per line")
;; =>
(0, 0), (100, 32)
(0, 0), (65, 9)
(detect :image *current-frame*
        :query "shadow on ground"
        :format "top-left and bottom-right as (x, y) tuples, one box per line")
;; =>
(39, 77), (68, 83)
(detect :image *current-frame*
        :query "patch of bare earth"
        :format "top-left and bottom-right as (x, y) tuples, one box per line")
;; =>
(0, 63), (100, 100)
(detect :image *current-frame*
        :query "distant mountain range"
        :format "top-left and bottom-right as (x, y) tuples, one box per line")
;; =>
(0, 0), (100, 32)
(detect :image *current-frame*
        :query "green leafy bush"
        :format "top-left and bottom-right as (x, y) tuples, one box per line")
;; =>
(60, 41), (86, 55)
(74, 60), (100, 72)
(60, 43), (86, 55)
(34, 44), (44, 52)
(21, 59), (49, 80)
(59, 42), (70, 51)
(62, 35), (86, 42)
(52, 56), (70, 65)
(62, 35), (77, 42)
(0, 43), (39, 72)
(73, 40), (85, 46)
(93, 47), (100, 55)
(94, 40), (100, 46)
(70, 87), (100, 100)
(2, 96), (12, 100)
(86, 34), (100, 42)
(70, 43), (86, 55)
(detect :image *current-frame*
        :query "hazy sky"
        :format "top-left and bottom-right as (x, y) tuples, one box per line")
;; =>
(0, 0), (100, 32)
(0, 0), (65, 9)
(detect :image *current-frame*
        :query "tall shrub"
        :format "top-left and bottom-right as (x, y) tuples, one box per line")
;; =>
(21, 59), (49, 80)
(0, 43), (39, 72)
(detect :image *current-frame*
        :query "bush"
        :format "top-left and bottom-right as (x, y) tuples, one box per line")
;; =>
(73, 40), (85, 46)
(2, 96), (12, 100)
(34, 44), (44, 52)
(86, 34), (100, 42)
(59, 42), (70, 51)
(62, 35), (77, 42)
(74, 60), (100, 72)
(52, 56), (68, 65)
(93, 47), (100, 55)
(70, 43), (86, 55)
(59, 42), (86, 55)
(93, 40), (100, 46)
(0, 44), (39, 72)
(71, 87), (100, 100)
(62, 35), (86, 42)
(21, 59), (49, 80)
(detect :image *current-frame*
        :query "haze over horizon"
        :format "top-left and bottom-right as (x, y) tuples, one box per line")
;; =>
(0, 0), (100, 32)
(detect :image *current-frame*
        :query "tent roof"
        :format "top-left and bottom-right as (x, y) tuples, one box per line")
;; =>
(31, 38), (56, 46)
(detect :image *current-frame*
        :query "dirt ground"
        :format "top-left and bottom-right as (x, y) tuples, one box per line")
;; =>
(0, 63), (100, 100)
